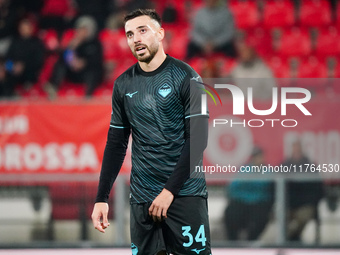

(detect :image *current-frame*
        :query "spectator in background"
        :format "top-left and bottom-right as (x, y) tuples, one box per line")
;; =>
(0, 0), (20, 57)
(224, 147), (274, 240)
(186, 0), (236, 59)
(44, 16), (103, 98)
(0, 17), (44, 97)
(281, 140), (324, 241)
(229, 42), (276, 100)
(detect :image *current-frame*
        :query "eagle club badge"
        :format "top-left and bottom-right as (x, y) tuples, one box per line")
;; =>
(158, 84), (172, 98)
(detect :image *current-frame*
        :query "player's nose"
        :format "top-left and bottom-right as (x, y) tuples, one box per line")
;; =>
(133, 33), (142, 43)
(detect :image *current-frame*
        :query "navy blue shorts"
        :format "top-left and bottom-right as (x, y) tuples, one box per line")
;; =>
(130, 196), (212, 255)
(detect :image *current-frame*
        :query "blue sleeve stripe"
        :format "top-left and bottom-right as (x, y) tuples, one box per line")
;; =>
(185, 113), (209, 119)
(110, 124), (129, 129)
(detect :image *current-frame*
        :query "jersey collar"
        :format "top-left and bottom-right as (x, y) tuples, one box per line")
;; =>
(136, 55), (171, 77)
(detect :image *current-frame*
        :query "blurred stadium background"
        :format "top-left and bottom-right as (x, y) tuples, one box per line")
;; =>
(1, 0), (340, 254)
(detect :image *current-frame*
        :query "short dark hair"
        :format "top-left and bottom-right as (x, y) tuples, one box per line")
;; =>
(124, 9), (162, 26)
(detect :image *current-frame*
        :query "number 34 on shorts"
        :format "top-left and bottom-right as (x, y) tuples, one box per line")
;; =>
(181, 224), (208, 254)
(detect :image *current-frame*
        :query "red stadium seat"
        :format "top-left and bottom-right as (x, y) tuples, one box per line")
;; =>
(100, 29), (135, 62)
(57, 82), (86, 97)
(299, 0), (332, 27)
(296, 56), (328, 78)
(41, 0), (75, 17)
(116, 29), (133, 58)
(265, 56), (291, 78)
(60, 29), (75, 49)
(16, 83), (47, 99)
(274, 27), (312, 57)
(49, 183), (84, 220)
(336, 3), (340, 28)
(229, 1), (260, 29)
(167, 33), (188, 60)
(92, 85), (112, 98)
(37, 54), (59, 85)
(39, 29), (59, 51)
(187, 57), (206, 74)
(315, 27), (340, 57)
(99, 29), (121, 61)
(163, 24), (189, 60)
(49, 182), (106, 220)
(263, 0), (295, 28)
(246, 27), (273, 57)
(289, 56), (329, 95)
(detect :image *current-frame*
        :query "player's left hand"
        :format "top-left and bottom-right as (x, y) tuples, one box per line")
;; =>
(149, 188), (174, 222)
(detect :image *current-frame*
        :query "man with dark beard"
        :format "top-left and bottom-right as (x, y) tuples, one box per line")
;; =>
(91, 9), (212, 255)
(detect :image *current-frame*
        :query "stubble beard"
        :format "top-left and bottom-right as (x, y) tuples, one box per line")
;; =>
(133, 43), (159, 64)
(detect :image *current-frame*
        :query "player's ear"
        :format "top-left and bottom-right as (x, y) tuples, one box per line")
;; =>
(158, 28), (165, 42)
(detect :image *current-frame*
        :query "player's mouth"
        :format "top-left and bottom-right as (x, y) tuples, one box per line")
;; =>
(135, 45), (147, 54)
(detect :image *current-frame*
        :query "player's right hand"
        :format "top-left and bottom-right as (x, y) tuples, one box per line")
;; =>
(91, 202), (110, 233)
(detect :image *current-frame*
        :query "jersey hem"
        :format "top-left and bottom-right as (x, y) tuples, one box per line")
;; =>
(129, 194), (208, 204)
(110, 124), (130, 129)
(185, 113), (209, 119)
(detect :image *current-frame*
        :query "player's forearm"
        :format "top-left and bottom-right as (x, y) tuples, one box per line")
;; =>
(164, 117), (208, 195)
(95, 127), (130, 203)
(164, 141), (190, 195)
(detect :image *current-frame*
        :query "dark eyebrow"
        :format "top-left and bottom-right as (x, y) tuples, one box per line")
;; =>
(126, 25), (148, 36)
(136, 25), (148, 30)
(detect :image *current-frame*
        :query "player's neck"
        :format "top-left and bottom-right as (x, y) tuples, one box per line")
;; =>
(138, 49), (167, 72)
